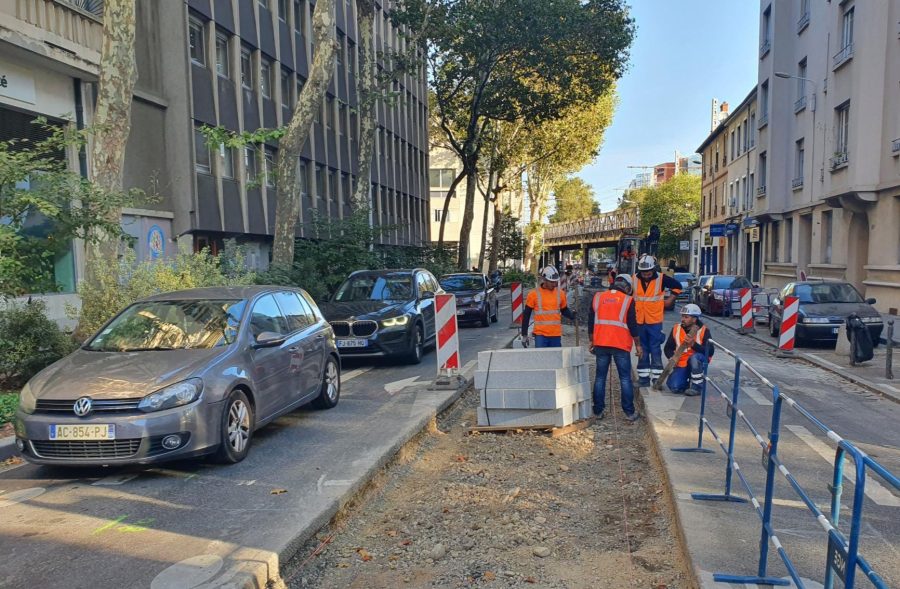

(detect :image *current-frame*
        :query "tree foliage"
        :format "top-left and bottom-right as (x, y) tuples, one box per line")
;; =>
(549, 177), (600, 223)
(487, 210), (525, 264)
(0, 121), (139, 297)
(631, 174), (701, 260)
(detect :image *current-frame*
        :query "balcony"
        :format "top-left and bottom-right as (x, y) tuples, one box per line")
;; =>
(759, 39), (771, 59)
(833, 43), (854, 70)
(757, 185), (767, 197)
(2, 0), (103, 59)
(792, 177), (804, 190)
(797, 11), (810, 34)
(794, 95), (807, 113)
(892, 139), (900, 155)
(758, 113), (769, 129)
(830, 151), (849, 170)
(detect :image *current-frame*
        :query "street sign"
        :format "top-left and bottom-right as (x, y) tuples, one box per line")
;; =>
(725, 223), (739, 235)
(679, 240), (690, 251)
(709, 224), (725, 237)
(749, 226), (760, 242)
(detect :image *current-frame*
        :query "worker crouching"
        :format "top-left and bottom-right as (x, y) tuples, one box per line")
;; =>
(663, 304), (713, 396)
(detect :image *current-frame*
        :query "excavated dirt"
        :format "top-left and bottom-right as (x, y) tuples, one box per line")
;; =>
(286, 335), (693, 589)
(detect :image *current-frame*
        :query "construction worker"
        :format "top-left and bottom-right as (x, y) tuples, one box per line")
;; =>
(520, 266), (576, 348)
(633, 254), (683, 387)
(587, 274), (642, 421)
(663, 304), (713, 396)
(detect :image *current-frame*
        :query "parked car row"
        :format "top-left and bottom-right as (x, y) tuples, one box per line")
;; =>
(15, 269), (503, 468)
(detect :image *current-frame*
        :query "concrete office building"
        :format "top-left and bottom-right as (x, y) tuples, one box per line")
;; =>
(1, 0), (430, 311)
(754, 0), (900, 311)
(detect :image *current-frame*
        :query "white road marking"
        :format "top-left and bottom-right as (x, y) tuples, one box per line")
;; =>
(0, 487), (46, 508)
(787, 425), (900, 507)
(342, 367), (373, 382)
(316, 474), (326, 495)
(741, 385), (773, 406)
(236, 479), (256, 486)
(92, 474), (139, 486)
(323, 479), (353, 487)
(384, 376), (421, 395)
(150, 554), (224, 589)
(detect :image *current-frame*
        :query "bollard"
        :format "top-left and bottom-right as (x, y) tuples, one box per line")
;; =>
(886, 320), (894, 380)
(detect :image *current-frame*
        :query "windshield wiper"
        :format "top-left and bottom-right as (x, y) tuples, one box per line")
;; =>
(120, 346), (179, 352)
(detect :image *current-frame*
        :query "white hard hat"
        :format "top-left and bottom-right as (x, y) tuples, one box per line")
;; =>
(540, 266), (560, 283)
(681, 303), (702, 317)
(637, 255), (657, 272)
(613, 274), (633, 293)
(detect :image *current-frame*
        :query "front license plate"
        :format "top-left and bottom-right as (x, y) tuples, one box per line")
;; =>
(49, 424), (115, 441)
(832, 327), (840, 335)
(337, 339), (368, 348)
(457, 310), (465, 316)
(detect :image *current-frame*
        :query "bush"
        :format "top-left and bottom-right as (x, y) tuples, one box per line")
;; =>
(74, 243), (256, 338)
(0, 300), (77, 389)
(501, 268), (536, 288)
(0, 392), (17, 426)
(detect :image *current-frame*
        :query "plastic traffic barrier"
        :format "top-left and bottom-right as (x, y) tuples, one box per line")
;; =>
(511, 282), (523, 326)
(777, 295), (799, 356)
(435, 293), (460, 375)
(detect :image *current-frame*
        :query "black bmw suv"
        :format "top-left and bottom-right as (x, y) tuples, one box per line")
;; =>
(319, 269), (444, 364)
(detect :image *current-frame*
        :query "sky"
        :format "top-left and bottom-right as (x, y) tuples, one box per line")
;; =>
(578, 0), (760, 212)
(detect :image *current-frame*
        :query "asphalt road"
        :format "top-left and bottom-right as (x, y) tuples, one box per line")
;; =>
(645, 311), (900, 587)
(0, 293), (516, 589)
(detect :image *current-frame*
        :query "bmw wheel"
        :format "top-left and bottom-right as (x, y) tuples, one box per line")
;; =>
(313, 356), (340, 409)
(215, 389), (254, 463)
(405, 322), (424, 364)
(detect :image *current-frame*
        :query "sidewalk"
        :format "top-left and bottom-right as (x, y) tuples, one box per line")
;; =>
(703, 313), (900, 404)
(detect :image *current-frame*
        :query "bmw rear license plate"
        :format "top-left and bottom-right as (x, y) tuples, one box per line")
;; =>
(337, 339), (368, 349)
(49, 424), (115, 441)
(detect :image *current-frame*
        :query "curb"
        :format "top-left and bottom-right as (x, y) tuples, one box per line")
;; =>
(0, 436), (17, 462)
(702, 314), (900, 405)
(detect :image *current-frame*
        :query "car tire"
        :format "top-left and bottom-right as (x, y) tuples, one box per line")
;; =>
(214, 389), (254, 464)
(312, 355), (340, 410)
(480, 308), (490, 327)
(404, 322), (424, 364)
(490, 303), (499, 323)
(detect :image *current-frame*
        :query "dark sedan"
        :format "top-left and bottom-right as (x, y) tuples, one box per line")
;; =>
(691, 275), (712, 305)
(768, 281), (883, 345)
(698, 275), (758, 316)
(440, 273), (499, 327)
(319, 269), (443, 364)
(673, 272), (695, 301)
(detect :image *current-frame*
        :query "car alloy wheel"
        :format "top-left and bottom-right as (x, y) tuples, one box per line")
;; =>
(313, 356), (340, 409)
(406, 323), (424, 364)
(227, 399), (251, 453)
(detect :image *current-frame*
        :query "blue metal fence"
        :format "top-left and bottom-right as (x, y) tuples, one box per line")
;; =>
(673, 339), (900, 588)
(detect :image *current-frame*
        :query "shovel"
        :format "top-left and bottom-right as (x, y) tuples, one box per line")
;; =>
(653, 324), (699, 391)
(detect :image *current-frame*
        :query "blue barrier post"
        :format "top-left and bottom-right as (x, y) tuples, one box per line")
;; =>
(692, 356), (748, 503)
(823, 447), (845, 589)
(714, 384), (790, 586)
(672, 359), (714, 453)
(845, 452), (867, 589)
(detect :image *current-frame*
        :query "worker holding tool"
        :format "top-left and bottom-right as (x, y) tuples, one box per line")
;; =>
(663, 304), (713, 396)
(633, 254), (683, 387)
(520, 266), (577, 348)
(587, 274), (642, 421)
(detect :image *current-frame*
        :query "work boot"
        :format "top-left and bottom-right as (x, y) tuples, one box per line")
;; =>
(624, 412), (640, 422)
(638, 377), (650, 387)
(592, 409), (606, 421)
(670, 388), (686, 395)
(685, 387), (702, 397)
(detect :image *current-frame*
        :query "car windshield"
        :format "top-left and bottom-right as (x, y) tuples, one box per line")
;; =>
(795, 283), (864, 304)
(334, 275), (413, 302)
(440, 276), (484, 292)
(712, 277), (736, 289)
(674, 273), (694, 283)
(85, 299), (246, 352)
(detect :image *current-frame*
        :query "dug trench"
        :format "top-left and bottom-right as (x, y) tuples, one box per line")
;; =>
(282, 332), (696, 589)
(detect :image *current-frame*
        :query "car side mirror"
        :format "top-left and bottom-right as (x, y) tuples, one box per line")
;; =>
(420, 291), (435, 300)
(866, 297), (877, 305)
(254, 331), (286, 348)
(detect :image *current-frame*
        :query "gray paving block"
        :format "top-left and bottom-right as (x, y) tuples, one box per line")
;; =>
(528, 383), (584, 410)
(477, 405), (573, 428)
(475, 367), (578, 391)
(477, 347), (584, 372)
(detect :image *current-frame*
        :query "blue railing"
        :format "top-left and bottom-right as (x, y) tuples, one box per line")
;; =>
(673, 339), (900, 588)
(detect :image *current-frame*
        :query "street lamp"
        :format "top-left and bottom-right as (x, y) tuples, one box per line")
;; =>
(775, 71), (817, 111)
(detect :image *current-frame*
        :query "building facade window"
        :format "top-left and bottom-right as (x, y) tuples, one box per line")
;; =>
(797, 58), (807, 100)
(841, 6), (854, 52)
(264, 147), (276, 186)
(280, 69), (291, 108)
(244, 147), (257, 181)
(215, 32), (230, 78)
(758, 152), (767, 191)
(240, 47), (253, 89)
(325, 97), (334, 130)
(194, 124), (211, 173)
(836, 102), (850, 156)
(189, 18), (206, 66)
(219, 144), (235, 179)
(760, 80), (769, 121)
(294, 0), (305, 37)
(749, 112), (756, 144)
(260, 58), (273, 98)
(278, 0), (287, 21)
(794, 139), (805, 185)
(429, 169), (455, 191)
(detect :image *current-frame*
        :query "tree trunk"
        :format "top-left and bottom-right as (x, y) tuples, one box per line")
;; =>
(272, 0), (336, 266)
(456, 157), (478, 270)
(86, 0), (137, 269)
(437, 169), (466, 247)
(351, 0), (375, 211)
(524, 170), (548, 273)
(488, 198), (502, 272)
(477, 169), (495, 271)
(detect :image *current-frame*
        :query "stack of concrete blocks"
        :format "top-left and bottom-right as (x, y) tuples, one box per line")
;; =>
(474, 347), (591, 428)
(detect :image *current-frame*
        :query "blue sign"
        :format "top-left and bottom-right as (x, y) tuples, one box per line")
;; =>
(709, 224), (725, 237)
(725, 223), (739, 236)
(743, 217), (759, 227)
(827, 533), (848, 583)
(147, 225), (165, 260)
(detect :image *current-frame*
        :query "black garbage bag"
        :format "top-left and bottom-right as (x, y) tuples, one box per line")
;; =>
(846, 313), (874, 364)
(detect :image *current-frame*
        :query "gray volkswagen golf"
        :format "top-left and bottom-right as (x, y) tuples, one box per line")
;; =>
(15, 286), (340, 466)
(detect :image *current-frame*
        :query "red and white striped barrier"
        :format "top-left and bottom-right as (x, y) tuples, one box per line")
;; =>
(738, 288), (755, 334)
(435, 293), (460, 374)
(511, 282), (523, 325)
(777, 296), (799, 355)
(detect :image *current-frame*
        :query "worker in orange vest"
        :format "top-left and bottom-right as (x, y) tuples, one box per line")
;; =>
(663, 304), (714, 396)
(587, 274), (642, 420)
(520, 266), (576, 348)
(633, 254), (683, 387)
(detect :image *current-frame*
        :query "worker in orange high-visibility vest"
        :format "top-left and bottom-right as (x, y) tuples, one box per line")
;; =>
(633, 254), (683, 387)
(520, 266), (576, 348)
(663, 304), (714, 396)
(587, 274), (642, 421)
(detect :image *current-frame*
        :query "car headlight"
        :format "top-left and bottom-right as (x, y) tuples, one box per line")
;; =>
(138, 379), (203, 413)
(19, 382), (37, 414)
(801, 317), (830, 324)
(474, 293), (484, 303)
(381, 315), (410, 328)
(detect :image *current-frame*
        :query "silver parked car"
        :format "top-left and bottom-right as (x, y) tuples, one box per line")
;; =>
(15, 286), (340, 466)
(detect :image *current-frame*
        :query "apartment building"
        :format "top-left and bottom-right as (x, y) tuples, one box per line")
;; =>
(1, 0), (430, 306)
(697, 101), (734, 276)
(754, 0), (900, 311)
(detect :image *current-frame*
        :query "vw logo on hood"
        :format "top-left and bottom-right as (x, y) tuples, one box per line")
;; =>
(73, 397), (93, 417)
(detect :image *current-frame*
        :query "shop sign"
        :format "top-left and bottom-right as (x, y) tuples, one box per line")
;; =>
(0, 62), (36, 105)
(725, 223), (739, 236)
(709, 224), (725, 237)
(748, 226), (760, 243)
(679, 240), (690, 251)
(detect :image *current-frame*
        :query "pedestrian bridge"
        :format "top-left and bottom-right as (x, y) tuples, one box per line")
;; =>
(543, 208), (641, 248)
